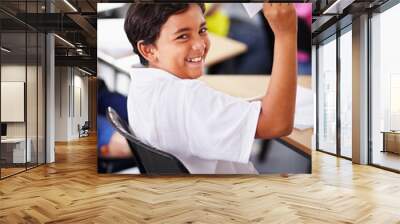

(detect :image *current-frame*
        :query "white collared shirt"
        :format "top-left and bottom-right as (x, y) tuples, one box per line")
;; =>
(127, 68), (261, 174)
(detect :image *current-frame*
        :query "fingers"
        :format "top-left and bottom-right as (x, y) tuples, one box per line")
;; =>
(263, 3), (296, 17)
(263, 2), (294, 13)
(263, 2), (294, 8)
(262, 2), (297, 37)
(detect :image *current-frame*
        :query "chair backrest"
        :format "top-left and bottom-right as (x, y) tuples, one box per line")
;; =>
(82, 121), (90, 129)
(106, 107), (189, 175)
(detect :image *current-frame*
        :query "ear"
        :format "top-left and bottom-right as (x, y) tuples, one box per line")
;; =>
(137, 40), (158, 64)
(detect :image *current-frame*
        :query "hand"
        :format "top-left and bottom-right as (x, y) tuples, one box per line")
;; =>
(107, 132), (132, 158)
(262, 3), (297, 38)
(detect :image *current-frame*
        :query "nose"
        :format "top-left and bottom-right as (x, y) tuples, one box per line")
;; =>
(191, 39), (206, 51)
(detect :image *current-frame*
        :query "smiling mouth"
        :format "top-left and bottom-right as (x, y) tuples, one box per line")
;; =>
(186, 56), (203, 63)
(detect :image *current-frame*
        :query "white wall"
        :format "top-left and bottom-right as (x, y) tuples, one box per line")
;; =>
(72, 73), (89, 138)
(1, 64), (46, 163)
(54, 66), (69, 141)
(1, 65), (29, 138)
(1, 80), (24, 123)
(1, 65), (26, 144)
(54, 67), (89, 141)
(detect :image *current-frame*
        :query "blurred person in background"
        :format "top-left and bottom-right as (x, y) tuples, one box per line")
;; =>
(97, 79), (131, 158)
(206, 3), (311, 75)
(205, 3), (272, 74)
(294, 3), (312, 75)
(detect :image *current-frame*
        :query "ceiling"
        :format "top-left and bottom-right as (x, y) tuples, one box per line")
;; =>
(0, 0), (98, 72)
(311, 0), (391, 43)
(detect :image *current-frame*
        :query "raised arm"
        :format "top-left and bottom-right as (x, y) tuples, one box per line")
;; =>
(255, 3), (298, 139)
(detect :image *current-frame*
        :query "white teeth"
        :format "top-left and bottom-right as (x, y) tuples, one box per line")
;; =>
(187, 57), (202, 62)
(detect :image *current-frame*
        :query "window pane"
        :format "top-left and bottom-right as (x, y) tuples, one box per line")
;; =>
(27, 30), (38, 169)
(371, 3), (400, 171)
(318, 37), (337, 154)
(1, 11), (28, 177)
(340, 29), (352, 158)
(38, 32), (45, 165)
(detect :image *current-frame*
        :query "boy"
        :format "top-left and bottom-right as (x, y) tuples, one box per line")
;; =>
(124, 3), (297, 174)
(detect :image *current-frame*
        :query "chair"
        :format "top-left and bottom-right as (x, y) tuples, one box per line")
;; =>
(106, 107), (189, 175)
(97, 156), (138, 174)
(78, 121), (90, 138)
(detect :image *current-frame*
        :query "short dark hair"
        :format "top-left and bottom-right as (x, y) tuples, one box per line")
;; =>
(124, 3), (205, 66)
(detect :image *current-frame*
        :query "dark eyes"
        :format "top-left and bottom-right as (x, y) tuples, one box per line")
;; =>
(199, 27), (208, 34)
(177, 34), (189, 40)
(176, 27), (208, 40)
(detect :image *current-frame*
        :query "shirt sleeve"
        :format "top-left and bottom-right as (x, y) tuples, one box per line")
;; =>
(159, 80), (261, 164)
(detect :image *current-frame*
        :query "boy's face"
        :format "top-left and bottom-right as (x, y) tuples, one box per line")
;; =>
(149, 4), (210, 79)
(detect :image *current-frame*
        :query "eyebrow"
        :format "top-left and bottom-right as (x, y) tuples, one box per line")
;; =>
(173, 22), (207, 35)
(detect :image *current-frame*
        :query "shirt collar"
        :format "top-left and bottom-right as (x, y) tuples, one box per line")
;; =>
(131, 67), (180, 82)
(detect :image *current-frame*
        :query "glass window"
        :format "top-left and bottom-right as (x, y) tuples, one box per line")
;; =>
(38, 32), (45, 165)
(339, 29), (352, 158)
(0, 1), (46, 179)
(371, 3), (400, 171)
(317, 36), (337, 155)
(27, 30), (38, 169)
(1, 12), (28, 177)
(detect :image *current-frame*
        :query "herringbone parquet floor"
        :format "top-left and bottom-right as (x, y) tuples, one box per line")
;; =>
(1, 135), (400, 223)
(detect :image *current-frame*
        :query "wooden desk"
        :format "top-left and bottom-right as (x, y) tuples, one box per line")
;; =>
(381, 131), (400, 154)
(205, 33), (248, 67)
(199, 75), (312, 155)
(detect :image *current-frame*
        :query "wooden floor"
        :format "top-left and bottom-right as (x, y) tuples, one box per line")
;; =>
(1, 163), (45, 178)
(1, 167), (26, 178)
(1, 135), (400, 223)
